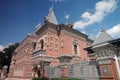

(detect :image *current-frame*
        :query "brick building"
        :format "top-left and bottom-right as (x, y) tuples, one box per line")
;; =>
(85, 29), (120, 80)
(7, 7), (92, 80)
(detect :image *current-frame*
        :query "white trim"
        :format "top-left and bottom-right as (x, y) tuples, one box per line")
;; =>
(114, 55), (120, 79)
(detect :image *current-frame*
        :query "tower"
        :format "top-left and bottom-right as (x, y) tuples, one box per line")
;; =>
(44, 6), (58, 25)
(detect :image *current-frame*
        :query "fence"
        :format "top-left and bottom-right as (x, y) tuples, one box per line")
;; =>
(46, 61), (101, 80)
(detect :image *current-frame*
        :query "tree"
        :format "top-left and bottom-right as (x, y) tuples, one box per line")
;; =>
(0, 51), (5, 69)
(0, 43), (19, 73)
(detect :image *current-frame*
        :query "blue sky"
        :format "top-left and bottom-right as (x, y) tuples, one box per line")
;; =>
(0, 0), (120, 50)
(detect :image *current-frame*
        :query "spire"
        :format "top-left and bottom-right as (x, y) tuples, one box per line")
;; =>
(92, 28), (113, 46)
(45, 5), (58, 25)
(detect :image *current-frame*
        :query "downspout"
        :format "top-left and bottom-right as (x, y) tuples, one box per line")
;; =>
(57, 25), (61, 57)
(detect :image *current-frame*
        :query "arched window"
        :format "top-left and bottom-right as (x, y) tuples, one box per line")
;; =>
(33, 42), (36, 50)
(74, 44), (77, 54)
(40, 39), (44, 49)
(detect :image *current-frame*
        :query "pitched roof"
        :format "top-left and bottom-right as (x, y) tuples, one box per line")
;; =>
(92, 28), (113, 46)
(45, 6), (58, 25)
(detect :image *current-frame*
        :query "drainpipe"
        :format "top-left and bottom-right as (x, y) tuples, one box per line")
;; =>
(57, 25), (60, 57)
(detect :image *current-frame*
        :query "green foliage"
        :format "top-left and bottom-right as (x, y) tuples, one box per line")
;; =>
(32, 78), (84, 80)
(0, 42), (19, 72)
(51, 78), (84, 80)
(32, 77), (49, 80)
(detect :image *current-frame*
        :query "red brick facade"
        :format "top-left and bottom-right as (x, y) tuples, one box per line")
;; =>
(99, 59), (118, 80)
(6, 7), (120, 80)
(8, 22), (92, 79)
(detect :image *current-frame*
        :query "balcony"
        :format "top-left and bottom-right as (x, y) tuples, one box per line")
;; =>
(32, 50), (46, 59)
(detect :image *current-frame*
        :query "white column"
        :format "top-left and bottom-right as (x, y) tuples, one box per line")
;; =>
(114, 55), (120, 79)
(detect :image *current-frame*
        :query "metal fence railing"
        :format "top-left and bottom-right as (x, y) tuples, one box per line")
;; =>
(46, 61), (101, 80)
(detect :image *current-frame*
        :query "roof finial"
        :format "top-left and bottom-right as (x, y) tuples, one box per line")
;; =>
(100, 27), (105, 32)
(100, 22), (105, 32)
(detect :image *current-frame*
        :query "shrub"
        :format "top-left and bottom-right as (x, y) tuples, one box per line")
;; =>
(32, 77), (49, 80)
(51, 78), (84, 80)
(33, 77), (84, 80)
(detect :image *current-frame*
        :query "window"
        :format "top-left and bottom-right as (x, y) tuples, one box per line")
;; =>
(101, 66), (111, 76)
(40, 39), (44, 49)
(33, 42), (36, 50)
(72, 39), (80, 55)
(74, 44), (78, 54)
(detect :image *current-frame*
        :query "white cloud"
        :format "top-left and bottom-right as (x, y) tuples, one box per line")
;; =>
(107, 24), (120, 38)
(0, 45), (4, 51)
(74, 0), (118, 29)
(0, 43), (14, 51)
(65, 14), (70, 19)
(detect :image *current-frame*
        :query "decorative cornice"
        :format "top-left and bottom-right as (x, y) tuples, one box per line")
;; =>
(36, 22), (88, 40)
